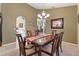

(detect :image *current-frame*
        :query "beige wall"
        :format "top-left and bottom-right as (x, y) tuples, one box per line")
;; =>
(51, 6), (77, 44)
(77, 4), (79, 47)
(37, 5), (77, 44)
(78, 4), (79, 14)
(49, 5), (77, 44)
(0, 4), (2, 13)
(1, 4), (77, 44)
(2, 3), (37, 44)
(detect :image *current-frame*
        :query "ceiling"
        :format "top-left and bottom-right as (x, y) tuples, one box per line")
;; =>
(28, 3), (77, 9)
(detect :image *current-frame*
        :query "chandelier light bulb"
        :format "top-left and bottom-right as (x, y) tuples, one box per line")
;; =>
(42, 11), (46, 16)
(37, 10), (50, 19)
(38, 14), (41, 18)
(39, 15), (42, 19)
(44, 16), (47, 19)
(46, 14), (50, 17)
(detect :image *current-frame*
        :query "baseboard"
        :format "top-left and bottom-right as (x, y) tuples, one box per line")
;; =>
(2, 42), (16, 47)
(0, 42), (17, 55)
(62, 41), (77, 46)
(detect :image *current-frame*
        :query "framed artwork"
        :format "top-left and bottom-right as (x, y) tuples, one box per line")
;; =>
(51, 18), (64, 29)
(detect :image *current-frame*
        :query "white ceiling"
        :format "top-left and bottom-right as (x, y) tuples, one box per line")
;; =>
(28, 3), (77, 9)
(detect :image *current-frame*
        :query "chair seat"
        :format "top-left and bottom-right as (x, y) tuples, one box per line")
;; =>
(25, 48), (36, 56)
(25, 44), (35, 49)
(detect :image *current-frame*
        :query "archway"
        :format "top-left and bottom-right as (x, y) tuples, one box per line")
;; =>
(16, 16), (26, 48)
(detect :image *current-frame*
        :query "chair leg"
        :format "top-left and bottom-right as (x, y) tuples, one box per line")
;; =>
(60, 43), (62, 52)
(35, 46), (37, 52)
(34, 44), (37, 52)
(19, 48), (21, 56)
(22, 49), (26, 56)
(51, 44), (54, 56)
(56, 48), (59, 56)
(38, 46), (42, 56)
(19, 51), (21, 56)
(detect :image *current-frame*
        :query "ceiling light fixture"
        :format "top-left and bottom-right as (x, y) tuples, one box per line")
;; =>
(37, 10), (50, 19)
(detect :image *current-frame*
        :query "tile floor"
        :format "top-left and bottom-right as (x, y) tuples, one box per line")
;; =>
(0, 41), (79, 56)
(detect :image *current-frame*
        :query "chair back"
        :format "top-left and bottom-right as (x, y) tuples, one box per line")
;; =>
(35, 29), (39, 36)
(16, 34), (26, 56)
(27, 29), (40, 36)
(51, 34), (59, 55)
(59, 32), (64, 40)
(58, 32), (64, 48)
(55, 32), (64, 49)
(52, 30), (57, 36)
(27, 30), (33, 37)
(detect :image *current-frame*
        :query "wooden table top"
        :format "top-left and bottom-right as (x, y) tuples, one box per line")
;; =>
(26, 34), (54, 45)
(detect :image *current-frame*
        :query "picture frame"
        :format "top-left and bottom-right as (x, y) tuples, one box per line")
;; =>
(51, 18), (64, 29)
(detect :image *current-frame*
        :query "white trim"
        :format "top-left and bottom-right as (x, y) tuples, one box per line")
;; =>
(2, 42), (16, 47)
(77, 23), (79, 49)
(63, 41), (77, 46)
(62, 41), (79, 50)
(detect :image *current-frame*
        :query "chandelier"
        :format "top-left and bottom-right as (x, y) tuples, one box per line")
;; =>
(37, 10), (50, 19)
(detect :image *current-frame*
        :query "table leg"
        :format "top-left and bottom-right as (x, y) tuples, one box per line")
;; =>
(56, 48), (59, 56)
(38, 46), (42, 56)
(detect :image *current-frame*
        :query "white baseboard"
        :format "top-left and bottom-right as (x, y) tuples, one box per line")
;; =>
(0, 42), (17, 55)
(63, 41), (77, 46)
(62, 41), (79, 50)
(2, 42), (16, 47)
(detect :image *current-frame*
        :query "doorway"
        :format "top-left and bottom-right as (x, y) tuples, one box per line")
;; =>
(0, 16), (2, 46)
(16, 16), (26, 47)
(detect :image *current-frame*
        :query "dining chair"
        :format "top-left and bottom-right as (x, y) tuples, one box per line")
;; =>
(51, 32), (64, 56)
(16, 34), (36, 56)
(52, 30), (57, 36)
(41, 34), (60, 56)
(58, 32), (64, 52)
(26, 30), (38, 51)
(52, 31), (64, 52)
(41, 32), (63, 56)
(34, 29), (39, 36)
(37, 34), (59, 56)
(27, 30), (33, 37)
(51, 34), (60, 56)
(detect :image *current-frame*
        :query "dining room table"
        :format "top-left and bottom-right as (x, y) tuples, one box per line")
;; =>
(25, 33), (54, 56)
